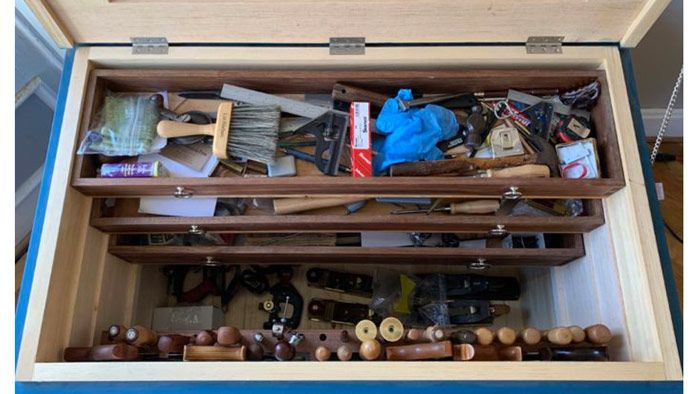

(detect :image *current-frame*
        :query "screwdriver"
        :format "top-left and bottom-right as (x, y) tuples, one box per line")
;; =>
(391, 199), (500, 215)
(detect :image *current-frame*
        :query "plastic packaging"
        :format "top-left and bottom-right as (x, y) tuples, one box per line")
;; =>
(78, 93), (166, 156)
(99, 161), (165, 178)
(374, 89), (459, 172)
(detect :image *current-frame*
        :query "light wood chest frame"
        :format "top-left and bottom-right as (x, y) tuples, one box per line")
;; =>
(15, 45), (681, 382)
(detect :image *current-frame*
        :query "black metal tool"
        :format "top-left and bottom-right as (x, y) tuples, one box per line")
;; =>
(307, 298), (370, 325)
(261, 266), (303, 331)
(522, 101), (554, 138)
(291, 111), (348, 176)
(448, 301), (511, 325)
(413, 274), (521, 301)
(306, 268), (373, 298)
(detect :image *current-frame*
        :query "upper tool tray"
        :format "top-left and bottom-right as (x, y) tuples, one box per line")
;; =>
(71, 68), (624, 199)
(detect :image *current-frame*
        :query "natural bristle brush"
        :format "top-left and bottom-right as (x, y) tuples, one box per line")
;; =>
(156, 102), (281, 164)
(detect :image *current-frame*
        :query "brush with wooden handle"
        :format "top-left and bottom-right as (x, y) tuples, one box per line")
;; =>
(157, 102), (281, 164)
(273, 197), (367, 215)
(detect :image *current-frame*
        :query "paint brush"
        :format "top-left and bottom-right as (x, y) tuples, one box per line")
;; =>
(156, 102), (281, 164)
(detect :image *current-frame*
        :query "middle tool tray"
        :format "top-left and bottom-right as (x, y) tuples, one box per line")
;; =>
(90, 197), (605, 234)
(70, 68), (624, 198)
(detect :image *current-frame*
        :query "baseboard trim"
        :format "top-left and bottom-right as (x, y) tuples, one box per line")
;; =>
(641, 108), (683, 137)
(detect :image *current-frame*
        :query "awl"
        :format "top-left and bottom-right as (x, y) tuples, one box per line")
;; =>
(391, 200), (500, 215)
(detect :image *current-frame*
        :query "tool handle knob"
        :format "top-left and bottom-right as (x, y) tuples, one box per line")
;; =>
(379, 317), (404, 342)
(474, 328), (494, 346)
(273, 197), (366, 215)
(337, 344), (353, 361)
(546, 327), (573, 345)
(449, 200), (500, 214)
(107, 324), (128, 342)
(519, 328), (542, 345)
(315, 345), (332, 361)
(125, 325), (158, 347)
(495, 327), (517, 345)
(157, 120), (216, 138)
(359, 339), (382, 361)
(216, 326), (241, 347)
(195, 330), (216, 346)
(157, 334), (192, 357)
(489, 164), (550, 178)
(585, 324), (613, 344)
(568, 326), (586, 343)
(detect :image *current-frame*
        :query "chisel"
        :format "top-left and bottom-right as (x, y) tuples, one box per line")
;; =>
(388, 155), (538, 177)
(391, 199), (500, 215)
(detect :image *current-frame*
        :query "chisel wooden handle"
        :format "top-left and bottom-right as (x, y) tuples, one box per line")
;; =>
(337, 344), (353, 361)
(545, 327), (573, 345)
(495, 327), (517, 345)
(452, 343), (476, 361)
(585, 324), (612, 344)
(385, 341), (452, 361)
(568, 326), (586, 343)
(273, 197), (366, 215)
(519, 328), (542, 345)
(64, 344), (140, 362)
(406, 326), (445, 342)
(183, 345), (247, 361)
(216, 326), (241, 346)
(449, 200), (500, 214)
(389, 155), (538, 177)
(108, 324), (128, 343)
(472, 344), (522, 361)
(157, 120), (216, 138)
(195, 330), (216, 346)
(126, 325), (158, 347)
(488, 164), (550, 178)
(474, 328), (494, 346)
(157, 334), (192, 357)
(360, 339), (382, 360)
(315, 345), (332, 361)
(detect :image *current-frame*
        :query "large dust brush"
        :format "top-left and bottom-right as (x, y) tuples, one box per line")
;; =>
(157, 102), (281, 164)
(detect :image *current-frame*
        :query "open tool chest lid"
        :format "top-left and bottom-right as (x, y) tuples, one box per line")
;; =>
(27, 0), (670, 49)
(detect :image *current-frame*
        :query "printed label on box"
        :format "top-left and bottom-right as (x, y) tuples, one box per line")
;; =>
(350, 102), (372, 177)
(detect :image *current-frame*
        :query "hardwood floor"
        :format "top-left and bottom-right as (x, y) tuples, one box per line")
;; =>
(648, 138), (683, 309)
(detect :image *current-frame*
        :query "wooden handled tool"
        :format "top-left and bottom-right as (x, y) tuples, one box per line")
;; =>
(315, 345), (332, 361)
(391, 200), (500, 215)
(195, 330), (216, 346)
(385, 341), (453, 361)
(274, 340), (295, 361)
(519, 328), (542, 345)
(495, 327), (517, 346)
(273, 197), (366, 215)
(157, 334), (192, 357)
(359, 339), (382, 360)
(472, 345), (523, 361)
(355, 319), (378, 342)
(414, 326), (447, 342)
(64, 344), (140, 362)
(474, 328), (494, 346)
(337, 344), (353, 361)
(544, 327), (573, 346)
(568, 326), (586, 343)
(183, 345), (247, 361)
(585, 324), (612, 344)
(379, 317), (404, 342)
(125, 325), (158, 347)
(216, 326), (241, 346)
(156, 102), (281, 164)
(108, 324), (127, 343)
(389, 155), (538, 177)
(450, 330), (477, 345)
(484, 164), (550, 178)
(452, 343), (476, 361)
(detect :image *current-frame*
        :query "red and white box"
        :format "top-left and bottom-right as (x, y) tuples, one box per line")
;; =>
(350, 102), (372, 177)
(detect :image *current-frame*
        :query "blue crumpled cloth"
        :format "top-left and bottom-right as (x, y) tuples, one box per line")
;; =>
(374, 89), (459, 173)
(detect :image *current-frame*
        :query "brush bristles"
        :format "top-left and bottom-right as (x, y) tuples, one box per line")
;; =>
(227, 104), (281, 164)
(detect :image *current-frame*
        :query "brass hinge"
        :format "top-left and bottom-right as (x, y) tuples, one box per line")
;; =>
(131, 37), (169, 55)
(329, 37), (366, 55)
(526, 36), (564, 54)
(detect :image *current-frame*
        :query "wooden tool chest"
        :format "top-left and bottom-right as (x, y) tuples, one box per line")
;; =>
(16, 0), (681, 388)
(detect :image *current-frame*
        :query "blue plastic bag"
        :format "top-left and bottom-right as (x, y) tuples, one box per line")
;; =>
(374, 89), (458, 172)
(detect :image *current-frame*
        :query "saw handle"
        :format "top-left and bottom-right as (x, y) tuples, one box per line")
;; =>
(488, 164), (550, 178)
(157, 120), (216, 139)
(449, 200), (500, 214)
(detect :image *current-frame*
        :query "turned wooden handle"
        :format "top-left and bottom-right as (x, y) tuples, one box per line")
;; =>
(546, 327), (573, 345)
(449, 200), (500, 214)
(157, 334), (192, 356)
(385, 341), (452, 361)
(337, 344), (353, 361)
(65, 344), (140, 361)
(379, 317), (404, 342)
(519, 328), (542, 345)
(108, 324), (127, 342)
(183, 345), (247, 361)
(472, 344), (522, 361)
(474, 328), (494, 346)
(273, 197), (366, 215)
(360, 339), (382, 361)
(315, 345), (332, 361)
(195, 330), (216, 346)
(585, 324), (612, 344)
(157, 120), (216, 139)
(488, 164), (550, 178)
(216, 326), (241, 346)
(355, 319), (378, 342)
(126, 325), (158, 347)
(495, 327), (517, 345)
(452, 343), (476, 361)
(568, 326), (586, 343)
